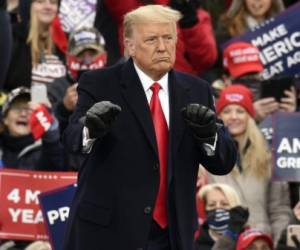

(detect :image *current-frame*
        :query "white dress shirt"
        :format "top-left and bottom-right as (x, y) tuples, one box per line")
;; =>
(82, 63), (217, 155)
(133, 63), (169, 127)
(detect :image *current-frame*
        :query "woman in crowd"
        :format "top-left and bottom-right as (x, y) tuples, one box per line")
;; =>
(0, 87), (64, 170)
(218, 0), (285, 39)
(0, 86), (64, 249)
(4, 0), (66, 91)
(206, 0), (285, 82)
(205, 84), (291, 243)
(195, 183), (249, 250)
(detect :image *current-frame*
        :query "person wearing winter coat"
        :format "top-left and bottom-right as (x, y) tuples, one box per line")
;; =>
(206, 0), (285, 82)
(195, 183), (249, 250)
(206, 84), (292, 243)
(0, 87), (64, 171)
(4, 0), (66, 91)
(0, 87), (64, 249)
(276, 201), (300, 250)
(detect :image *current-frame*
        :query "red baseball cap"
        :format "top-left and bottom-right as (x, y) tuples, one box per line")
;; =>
(223, 42), (263, 78)
(236, 229), (273, 250)
(216, 84), (255, 118)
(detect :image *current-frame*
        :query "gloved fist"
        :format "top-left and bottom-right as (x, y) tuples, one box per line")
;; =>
(170, 0), (198, 28)
(181, 103), (217, 140)
(84, 101), (121, 139)
(228, 206), (249, 234)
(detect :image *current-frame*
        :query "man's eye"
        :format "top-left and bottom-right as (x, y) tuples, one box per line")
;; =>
(146, 38), (155, 42)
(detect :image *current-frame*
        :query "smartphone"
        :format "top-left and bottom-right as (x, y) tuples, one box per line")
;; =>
(259, 76), (294, 102)
(287, 225), (300, 247)
(31, 84), (50, 105)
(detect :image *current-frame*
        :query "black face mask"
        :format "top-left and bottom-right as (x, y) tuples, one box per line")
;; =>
(206, 208), (230, 234)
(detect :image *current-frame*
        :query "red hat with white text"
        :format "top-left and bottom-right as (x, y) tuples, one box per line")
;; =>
(223, 42), (264, 78)
(236, 229), (273, 250)
(216, 84), (255, 118)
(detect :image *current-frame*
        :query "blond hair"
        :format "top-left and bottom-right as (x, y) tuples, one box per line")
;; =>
(123, 4), (182, 39)
(199, 183), (242, 208)
(220, 0), (285, 36)
(233, 117), (271, 179)
(27, 3), (57, 66)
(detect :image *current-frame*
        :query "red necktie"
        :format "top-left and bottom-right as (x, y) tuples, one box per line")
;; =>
(150, 82), (168, 228)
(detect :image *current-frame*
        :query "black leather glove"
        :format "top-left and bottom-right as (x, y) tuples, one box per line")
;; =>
(228, 206), (249, 234)
(170, 0), (199, 28)
(84, 101), (121, 139)
(181, 103), (217, 142)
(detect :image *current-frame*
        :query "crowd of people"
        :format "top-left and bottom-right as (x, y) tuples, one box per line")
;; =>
(0, 0), (300, 249)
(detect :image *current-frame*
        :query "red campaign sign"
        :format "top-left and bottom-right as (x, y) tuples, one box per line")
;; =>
(0, 169), (77, 241)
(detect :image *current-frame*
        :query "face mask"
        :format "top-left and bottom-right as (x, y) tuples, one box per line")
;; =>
(206, 208), (230, 234)
(67, 53), (107, 81)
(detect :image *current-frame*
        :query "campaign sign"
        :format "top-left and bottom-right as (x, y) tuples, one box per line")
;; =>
(272, 112), (300, 181)
(39, 184), (76, 250)
(59, 0), (97, 33)
(223, 3), (300, 79)
(0, 169), (77, 241)
(259, 115), (273, 147)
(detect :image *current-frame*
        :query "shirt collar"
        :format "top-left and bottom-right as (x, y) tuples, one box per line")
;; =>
(133, 62), (169, 93)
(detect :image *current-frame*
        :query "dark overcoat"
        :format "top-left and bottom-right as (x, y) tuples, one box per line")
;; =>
(62, 59), (236, 250)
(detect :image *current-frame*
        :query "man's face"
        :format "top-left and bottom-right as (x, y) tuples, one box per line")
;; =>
(125, 22), (177, 81)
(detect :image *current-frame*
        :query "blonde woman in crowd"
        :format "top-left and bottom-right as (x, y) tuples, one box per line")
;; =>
(218, 0), (285, 39)
(207, 0), (285, 82)
(204, 84), (291, 243)
(195, 183), (249, 250)
(5, 0), (66, 91)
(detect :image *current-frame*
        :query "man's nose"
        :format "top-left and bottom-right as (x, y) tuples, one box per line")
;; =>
(157, 38), (167, 51)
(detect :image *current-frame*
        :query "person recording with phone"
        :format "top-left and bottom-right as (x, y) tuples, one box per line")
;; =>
(212, 41), (297, 123)
(62, 5), (236, 250)
(277, 201), (300, 250)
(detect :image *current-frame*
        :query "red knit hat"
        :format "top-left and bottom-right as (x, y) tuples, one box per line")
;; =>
(236, 229), (273, 250)
(223, 42), (263, 78)
(216, 84), (255, 117)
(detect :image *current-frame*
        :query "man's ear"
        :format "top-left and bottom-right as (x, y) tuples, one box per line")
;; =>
(124, 38), (135, 57)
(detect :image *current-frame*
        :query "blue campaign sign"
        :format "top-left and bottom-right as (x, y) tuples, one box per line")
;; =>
(223, 3), (300, 79)
(38, 184), (77, 250)
(272, 112), (300, 181)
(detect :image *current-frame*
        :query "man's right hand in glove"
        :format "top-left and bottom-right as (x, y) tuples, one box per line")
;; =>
(83, 101), (121, 139)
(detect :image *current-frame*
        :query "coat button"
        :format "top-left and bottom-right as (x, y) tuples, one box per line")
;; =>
(144, 206), (152, 214)
(153, 163), (159, 171)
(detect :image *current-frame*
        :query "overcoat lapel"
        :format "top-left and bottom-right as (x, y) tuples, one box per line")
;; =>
(168, 71), (190, 155)
(120, 59), (158, 157)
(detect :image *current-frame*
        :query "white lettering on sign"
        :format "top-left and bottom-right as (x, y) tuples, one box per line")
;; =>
(277, 157), (300, 168)
(47, 206), (70, 225)
(277, 138), (300, 154)
(36, 111), (51, 131)
(7, 188), (21, 204)
(251, 24), (288, 47)
(7, 188), (42, 204)
(25, 190), (41, 205)
(8, 208), (43, 224)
